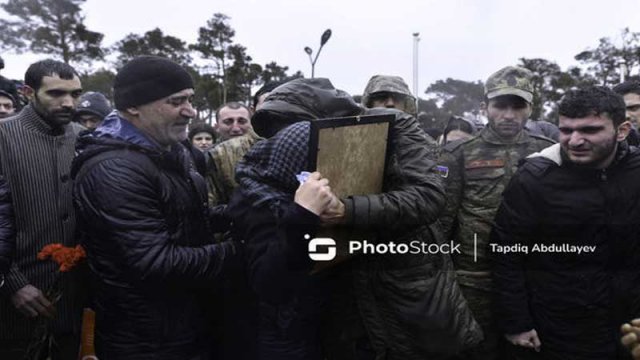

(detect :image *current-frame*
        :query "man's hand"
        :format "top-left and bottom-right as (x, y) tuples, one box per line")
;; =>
(506, 329), (541, 352)
(621, 319), (640, 359)
(11, 284), (55, 318)
(294, 172), (334, 216)
(319, 196), (345, 226)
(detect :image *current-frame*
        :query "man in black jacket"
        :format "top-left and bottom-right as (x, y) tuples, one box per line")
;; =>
(72, 56), (238, 360)
(0, 175), (14, 282)
(492, 86), (640, 359)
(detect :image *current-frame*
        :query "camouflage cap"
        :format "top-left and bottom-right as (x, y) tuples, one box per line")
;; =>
(362, 75), (416, 115)
(484, 66), (534, 103)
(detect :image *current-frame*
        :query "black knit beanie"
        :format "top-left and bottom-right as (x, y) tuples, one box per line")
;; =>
(113, 56), (194, 111)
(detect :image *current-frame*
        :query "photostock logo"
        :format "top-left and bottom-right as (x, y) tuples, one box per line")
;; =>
(307, 235), (336, 261)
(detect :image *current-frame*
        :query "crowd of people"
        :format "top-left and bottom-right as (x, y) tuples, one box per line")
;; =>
(1, 54), (640, 360)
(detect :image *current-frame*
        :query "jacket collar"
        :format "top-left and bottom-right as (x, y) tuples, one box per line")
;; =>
(20, 105), (71, 136)
(480, 125), (530, 145)
(527, 141), (630, 170)
(92, 112), (163, 151)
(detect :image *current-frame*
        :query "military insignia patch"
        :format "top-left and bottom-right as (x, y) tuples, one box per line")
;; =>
(465, 159), (505, 169)
(435, 165), (449, 178)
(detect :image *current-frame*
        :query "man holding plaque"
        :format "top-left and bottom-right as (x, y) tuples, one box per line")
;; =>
(228, 77), (480, 359)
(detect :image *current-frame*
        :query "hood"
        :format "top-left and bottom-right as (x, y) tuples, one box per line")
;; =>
(235, 121), (311, 207)
(90, 112), (161, 149)
(252, 77), (363, 138)
(71, 112), (166, 179)
(361, 75), (416, 115)
(527, 143), (562, 165)
(527, 141), (630, 169)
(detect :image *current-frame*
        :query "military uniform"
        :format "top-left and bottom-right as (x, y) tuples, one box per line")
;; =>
(205, 129), (262, 205)
(439, 125), (554, 359)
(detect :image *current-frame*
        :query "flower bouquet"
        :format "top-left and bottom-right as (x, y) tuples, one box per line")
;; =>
(23, 244), (86, 360)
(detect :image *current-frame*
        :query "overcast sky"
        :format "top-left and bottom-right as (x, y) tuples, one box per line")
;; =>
(1, 0), (638, 96)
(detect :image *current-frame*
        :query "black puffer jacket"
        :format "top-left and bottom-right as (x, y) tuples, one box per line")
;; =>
(233, 79), (481, 359)
(72, 114), (237, 360)
(492, 143), (640, 359)
(0, 175), (14, 277)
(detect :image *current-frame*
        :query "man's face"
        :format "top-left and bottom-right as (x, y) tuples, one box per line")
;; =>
(215, 106), (251, 140)
(26, 75), (82, 127)
(0, 95), (14, 119)
(131, 89), (196, 149)
(623, 93), (640, 127)
(191, 131), (214, 152)
(484, 95), (531, 139)
(558, 114), (629, 169)
(77, 114), (102, 131)
(368, 91), (410, 112)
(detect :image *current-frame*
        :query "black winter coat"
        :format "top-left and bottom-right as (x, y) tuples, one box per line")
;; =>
(72, 115), (237, 360)
(227, 195), (324, 360)
(0, 175), (14, 276)
(492, 143), (640, 359)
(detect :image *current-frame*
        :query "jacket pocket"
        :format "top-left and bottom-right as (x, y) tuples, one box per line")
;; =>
(465, 167), (506, 207)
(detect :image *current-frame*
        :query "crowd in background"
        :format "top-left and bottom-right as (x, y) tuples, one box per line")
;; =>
(2, 53), (640, 360)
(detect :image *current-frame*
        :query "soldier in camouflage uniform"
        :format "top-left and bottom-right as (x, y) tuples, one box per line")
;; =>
(361, 74), (417, 116)
(438, 66), (555, 360)
(205, 82), (284, 205)
(362, 75), (441, 159)
(206, 129), (262, 205)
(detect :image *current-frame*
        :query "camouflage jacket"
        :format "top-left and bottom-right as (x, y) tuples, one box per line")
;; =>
(438, 126), (555, 273)
(205, 130), (262, 205)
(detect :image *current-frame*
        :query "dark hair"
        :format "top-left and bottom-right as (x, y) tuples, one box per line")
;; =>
(558, 86), (626, 126)
(0, 77), (18, 107)
(188, 123), (216, 141)
(445, 116), (475, 134)
(613, 80), (640, 97)
(253, 80), (287, 109)
(442, 116), (476, 143)
(24, 59), (78, 91)
(215, 101), (251, 122)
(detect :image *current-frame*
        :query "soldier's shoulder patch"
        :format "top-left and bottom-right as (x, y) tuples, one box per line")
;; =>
(434, 165), (449, 178)
(465, 159), (505, 170)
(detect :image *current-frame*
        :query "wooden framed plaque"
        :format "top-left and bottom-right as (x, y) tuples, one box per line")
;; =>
(308, 114), (393, 272)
